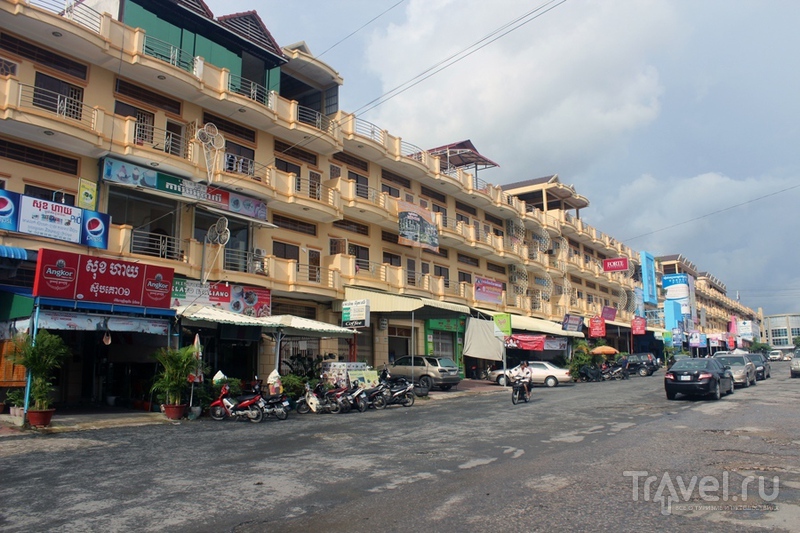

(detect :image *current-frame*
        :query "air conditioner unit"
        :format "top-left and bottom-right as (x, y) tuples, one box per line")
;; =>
(252, 248), (267, 258)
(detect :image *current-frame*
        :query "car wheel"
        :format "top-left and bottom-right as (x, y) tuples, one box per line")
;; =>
(497, 375), (507, 387)
(710, 381), (721, 401)
(419, 376), (434, 390)
(638, 367), (649, 377)
(727, 380), (734, 395)
(666, 390), (677, 400)
(751, 374), (757, 386)
(545, 376), (558, 388)
(743, 377), (750, 388)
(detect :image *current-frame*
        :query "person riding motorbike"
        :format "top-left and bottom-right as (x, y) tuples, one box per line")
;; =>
(510, 361), (533, 400)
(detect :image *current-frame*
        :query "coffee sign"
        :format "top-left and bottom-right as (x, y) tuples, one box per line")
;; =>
(33, 249), (174, 308)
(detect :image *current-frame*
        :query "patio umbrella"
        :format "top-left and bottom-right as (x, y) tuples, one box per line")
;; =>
(188, 333), (203, 407)
(590, 345), (619, 356)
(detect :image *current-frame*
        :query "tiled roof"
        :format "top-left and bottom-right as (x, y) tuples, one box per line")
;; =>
(218, 11), (284, 59)
(427, 140), (499, 170)
(177, 0), (214, 19)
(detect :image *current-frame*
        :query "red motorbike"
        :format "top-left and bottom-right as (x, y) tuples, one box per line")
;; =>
(209, 383), (263, 423)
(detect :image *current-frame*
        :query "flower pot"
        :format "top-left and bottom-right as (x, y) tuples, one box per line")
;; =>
(162, 404), (186, 420)
(27, 409), (56, 428)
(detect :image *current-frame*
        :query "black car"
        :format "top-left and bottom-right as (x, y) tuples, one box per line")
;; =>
(626, 353), (659, 376)
(664, 357), (734, 400)
(747, 353), (772, 380)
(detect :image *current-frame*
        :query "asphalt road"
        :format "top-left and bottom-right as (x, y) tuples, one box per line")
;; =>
(1, 363), (798, 533)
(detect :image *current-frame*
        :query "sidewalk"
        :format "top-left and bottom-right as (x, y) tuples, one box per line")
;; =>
(0, 379), (503, 436)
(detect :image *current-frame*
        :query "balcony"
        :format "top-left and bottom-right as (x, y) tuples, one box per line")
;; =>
(26, 0), (103, 33)
(133, 122), (190, 160)
(338, 180), (391, 224)
(438, 215), (469, 247)
(227, 73), (273, 109)
(142, 35), (196, 73)
(130, 229), (184, 261)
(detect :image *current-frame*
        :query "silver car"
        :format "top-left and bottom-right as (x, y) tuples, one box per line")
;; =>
(713, 354), (756, 387)
(487, 361), (571, 387)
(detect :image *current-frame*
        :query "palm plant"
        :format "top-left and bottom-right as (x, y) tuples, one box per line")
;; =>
(150, 345), (198, 406)
(12, 330), (71, 410)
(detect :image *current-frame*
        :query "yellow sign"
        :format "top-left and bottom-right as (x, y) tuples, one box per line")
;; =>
(78, 179), (98, 210)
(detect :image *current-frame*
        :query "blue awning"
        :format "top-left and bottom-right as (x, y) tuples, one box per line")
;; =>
(0, 246), (28, 260)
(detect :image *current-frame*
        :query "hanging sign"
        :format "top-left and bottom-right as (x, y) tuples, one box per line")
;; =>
(589, 316), (606, 338)
(603, 257), (629, 272)
(631, 316), (647, 335)
(342, 299), (370, 328)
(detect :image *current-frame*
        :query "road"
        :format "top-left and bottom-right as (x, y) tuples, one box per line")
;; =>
(1, 364), (798, 533)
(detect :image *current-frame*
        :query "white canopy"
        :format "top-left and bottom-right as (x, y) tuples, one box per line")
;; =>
(258, 314), (359, 338)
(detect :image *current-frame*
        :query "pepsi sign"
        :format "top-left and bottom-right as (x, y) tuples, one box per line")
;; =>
(0, 190), (20, 231)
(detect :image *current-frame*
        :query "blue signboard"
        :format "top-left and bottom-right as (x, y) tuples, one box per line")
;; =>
(640, 251), (658, 305)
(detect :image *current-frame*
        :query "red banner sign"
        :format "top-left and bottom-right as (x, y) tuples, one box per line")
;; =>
(603, 257), (629, 272)
(505, 334), (545, 351)
(589, 316), (606, 338)
(34, 249), (174, 308)
(631, 316), (647, 335)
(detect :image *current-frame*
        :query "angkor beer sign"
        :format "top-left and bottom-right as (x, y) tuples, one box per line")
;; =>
(603, 257), (629, 272)
(33, 249), (174, 308)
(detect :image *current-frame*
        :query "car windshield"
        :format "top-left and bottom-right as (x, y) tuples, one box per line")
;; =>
(434, 357), (457, 367)
(715, 356), (745, 366)
(671, 359), (710, 371)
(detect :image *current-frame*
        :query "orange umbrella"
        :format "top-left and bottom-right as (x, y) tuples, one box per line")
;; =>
(590, 345), (619, 355)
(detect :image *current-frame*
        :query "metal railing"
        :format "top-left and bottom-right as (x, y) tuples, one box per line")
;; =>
(143, 35), (195, 72)
(354, 118), (385, 145)
(134, 122), (189, 159)
(297, 106), (335, 135)
(228, 74), (272, 108)
(354, 183), (385, 207)
(294, 176), (324, 201)
(131, 229), (182, 260)
(400, 140), (425, 163)
(224, 248), (253, 273)
(355, 259), (384, 279)
(28, 0), (103, 34)
(19, 84), (95, 129)
(224, 153), (268, 182)
(405, 270), (428, 288)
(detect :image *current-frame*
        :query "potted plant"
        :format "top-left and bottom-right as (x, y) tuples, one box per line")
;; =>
(12, 330), (71, 428)
(5, 388), (24, 417)
(150, 345), (198, 420)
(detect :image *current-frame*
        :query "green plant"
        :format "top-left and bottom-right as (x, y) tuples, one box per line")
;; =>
(5, 388), (24, 407)
(12, 330), (71, 410)
(150, 345), (200, 406)
(279, 373), (306, 400)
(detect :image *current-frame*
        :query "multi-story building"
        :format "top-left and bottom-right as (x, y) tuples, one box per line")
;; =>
(761, 314), (800, 354)
(0, 0), (700, 406)
(658, 254), (762, 351)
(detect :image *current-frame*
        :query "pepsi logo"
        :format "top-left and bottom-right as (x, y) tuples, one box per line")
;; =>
(0, 196), (14, 218)
(85, 217), (105, 237)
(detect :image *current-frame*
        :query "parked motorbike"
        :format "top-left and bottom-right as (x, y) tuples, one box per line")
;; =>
(343, 382), (368, 413)
(577, 364), (602, 382)
(209, 383), (264, 422)
(295, 381), (349, 414)
(361, 382), (389, 409)
(244, 378), (290, 421)
(511, 378), (530, 404)
(377, 376), (415, 409)
(601, 363), (625, 381)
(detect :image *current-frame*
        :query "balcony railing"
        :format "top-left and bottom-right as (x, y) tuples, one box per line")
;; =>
(18, 84), (96, 129)
(354, 118), (385, 145)
(143, 35), (195, 73)
(131, 229), (183, 260)
(293, 175), (325, 202)
(355, 259), (384, 279)
(224, 248), (268, 274)
(28, 0), (103, 34)
(228, 74), (273, 109)
(224, 153), (269, 182)
(297, 106), (335, 136)
(405, 270), (428, 289)
(354, 183), (385, 208)
(400, 140), (426, 163)
(134, 122), (189, 159)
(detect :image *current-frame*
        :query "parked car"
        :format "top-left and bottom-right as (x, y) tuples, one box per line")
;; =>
(712, 353), (756, 387)
(664, 357), (734, 400)
(487, 361), (571, 387)
(390, 356), (461, 391)
(626, 353), (659, 376)
(790, 357), (800, 378)
(747, 353), (771, 380)
(768, 350), (783, 361)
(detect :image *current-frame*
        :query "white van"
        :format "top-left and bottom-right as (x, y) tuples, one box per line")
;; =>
(768, 350), (783, 361)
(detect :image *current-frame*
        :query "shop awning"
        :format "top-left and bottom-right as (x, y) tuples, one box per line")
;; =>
(258, 315), (357, 338)
(475, 308), (584, 338)
(176, 304), (266, 326)
(418, 298), (471, 314)
(342, 287), (470, 315)
(197, 205), (277, 228)
(583, 317), (630, 328)
(0, 246), (29, 260)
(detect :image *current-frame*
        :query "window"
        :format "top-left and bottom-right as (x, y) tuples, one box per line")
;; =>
(274, 139), (317, 166)
(333, 219), (369, 236)
(349, 171), (369, 199)
(324, 86), (339, 115)
(420, 185), (446, 204)
(458, 271), (472, 284)
(273, 241), (300, 261)
(487, 262), (506, 275)
(349, 243), (370, 271)
(383, 252), (401, 267)
(381, 169), (411, 189)
(0, 137), (78, 174)
(24, 184), (75, 205)
(381, 231), (399, 244)
(34, 72), (84, 121)
(456, 212), (470, 225)
(272, 213), (317, 236)
(276, 158), (301, 176)
(116, 101), (155, 145)
(333, 151), (368, 172)
(434, 265), (449, 280)
(115, 79), (181, 115)
(0, 32), (87, 79)
(455, 201), (477, 216)
(771, 328), (787, 338)
(225, 141), (256, 175)
(382, 183), (400, 198)
(0, 56), (17, 76)
(457, 253), (479, 267)
(203, 112), (255, 143)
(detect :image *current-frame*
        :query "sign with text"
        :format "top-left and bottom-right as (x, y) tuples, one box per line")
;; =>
(602, 257), (629, 272)
(33, 249), (174, 308)
(397, 200), (439, 251)
(0, 190), (109, 249)
(561, 314), (583, 332)
(474, 277), (503, 305)
(342, 299), (370, 328)
(589, 316), (606, 338)
(601, 306), (618, 321)
(171, 278), (271, 316)
(631, 316), (647, 335)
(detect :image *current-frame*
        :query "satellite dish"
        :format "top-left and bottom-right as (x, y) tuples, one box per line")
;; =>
(215, 216), (228, 234)
(217, 228), (231, 246)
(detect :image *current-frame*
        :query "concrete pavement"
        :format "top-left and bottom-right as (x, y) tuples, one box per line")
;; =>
(0, 378), (505, 436)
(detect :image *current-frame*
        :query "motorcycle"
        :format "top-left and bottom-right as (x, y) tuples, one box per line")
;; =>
(377, 376), (415, 409)
(209, 383), (264, 423)
(343, 382), (368, 413)
(577, 364), (602, 382)
(601, 363), (625, 381)
(511, 378), (530, 404)
(295, 381), (348, 414)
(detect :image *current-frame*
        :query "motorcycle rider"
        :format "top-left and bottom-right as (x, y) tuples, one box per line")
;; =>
(510, 361), (533, 400)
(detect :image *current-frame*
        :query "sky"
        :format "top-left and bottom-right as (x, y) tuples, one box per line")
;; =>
(204, 0), (800, 316)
